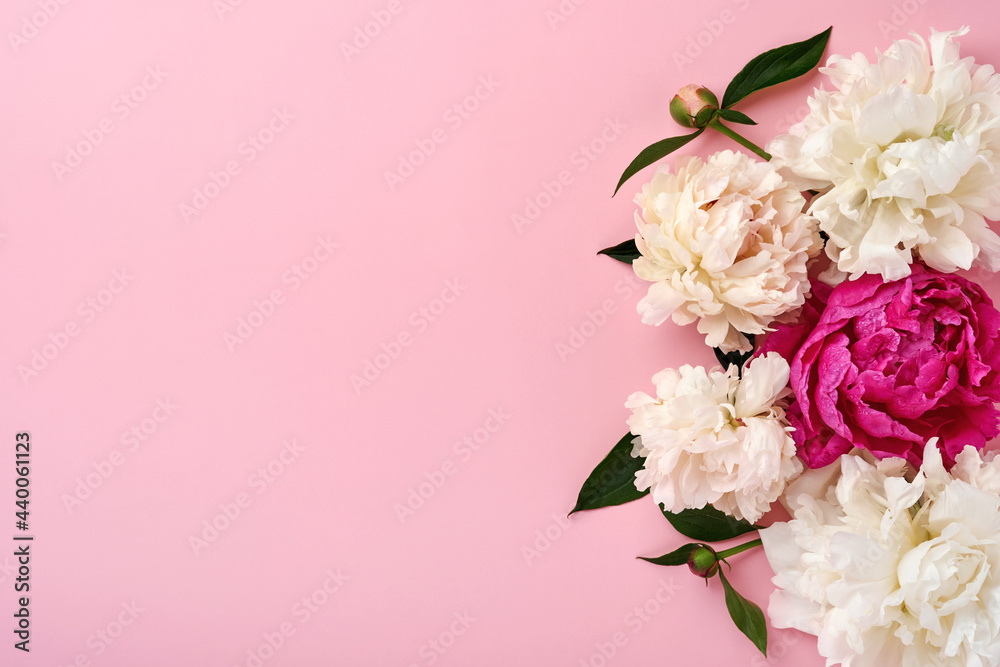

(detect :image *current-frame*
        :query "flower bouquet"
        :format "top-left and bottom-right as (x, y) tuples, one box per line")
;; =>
(573, 26), (1000, 666)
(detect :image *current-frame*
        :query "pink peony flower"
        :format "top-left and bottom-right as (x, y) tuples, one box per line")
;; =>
(760, 264), (1000, 468)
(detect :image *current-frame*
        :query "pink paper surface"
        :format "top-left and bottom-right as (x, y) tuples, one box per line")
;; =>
(4, 1), (1000, 665)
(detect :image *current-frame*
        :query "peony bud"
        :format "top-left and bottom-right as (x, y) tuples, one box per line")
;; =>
(687, 544), (720, 578)
(670, 84), (719, 129)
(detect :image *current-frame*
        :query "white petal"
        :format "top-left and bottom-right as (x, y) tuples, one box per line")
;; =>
(855, 88), (937, 145)
(636, 281), (685, 326)
(734, 352), (790, 418)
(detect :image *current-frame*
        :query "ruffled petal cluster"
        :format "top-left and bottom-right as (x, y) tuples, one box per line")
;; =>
(627, 352), (802, 523)
(768, 28), (1000, 282)
(633, 150), (821, 352)
(759, 265), (1000, 469)
(762, 440), (1000, 666)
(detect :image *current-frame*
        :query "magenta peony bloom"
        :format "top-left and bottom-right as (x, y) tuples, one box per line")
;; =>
(761, 265), (1000, 469)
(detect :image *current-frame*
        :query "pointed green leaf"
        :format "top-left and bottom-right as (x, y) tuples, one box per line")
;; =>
(721, 27), (832, 109)
(614, 129), (704, 196)
(571, 432), (647, 514)
(719, 569), (768, 655)
(597, 239), (640, 264)
(718, 109), (756, 125)
(661, 505), (759, 542)
(638, 542), (699, 567)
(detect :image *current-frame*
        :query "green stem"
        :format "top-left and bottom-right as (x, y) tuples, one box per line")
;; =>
(717, 538), (763, 560)
(709, 118), (771, 161)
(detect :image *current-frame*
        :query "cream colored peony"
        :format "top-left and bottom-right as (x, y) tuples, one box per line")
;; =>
(633, 150), (820, 353)
(768, 28), (1000, 282)
(762, 440), (1000, 667)
(627, 352), (802, 523)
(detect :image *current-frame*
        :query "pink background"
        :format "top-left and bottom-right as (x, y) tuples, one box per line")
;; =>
(3, 0), (1000, 665)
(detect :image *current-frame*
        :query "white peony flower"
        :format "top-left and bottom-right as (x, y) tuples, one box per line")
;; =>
(632, 150), (821, 353)
(762, 439), (1000, 667)
(768, 27), (1000, 282)
(627, 352), (803, 523)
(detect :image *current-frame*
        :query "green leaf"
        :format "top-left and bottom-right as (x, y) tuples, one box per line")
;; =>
(638, 542), (698, 567)
(721, 27), (832, 109)
(597, 239), (640, 264)
(718, 109), (756, 125)
(571, 432), (647, 514)
(614, 129), (704, 196)
(661, 506), (759, 542)
(719, 569), (768, 655)
(713, 334), (755, 376)
(693, 106), (717, 127)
